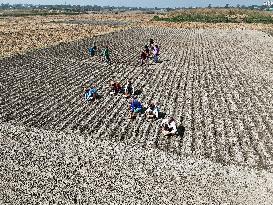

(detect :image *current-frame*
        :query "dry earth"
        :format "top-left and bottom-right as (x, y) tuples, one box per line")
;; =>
(145, 20), (273, 32)
(1, 122), (273, 204)
(2, 12), (273, 59)
(0, 13), (152, 58)
(1, 27), (273, 204)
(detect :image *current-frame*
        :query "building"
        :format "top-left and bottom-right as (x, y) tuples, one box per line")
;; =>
(263, 1), (273, 7)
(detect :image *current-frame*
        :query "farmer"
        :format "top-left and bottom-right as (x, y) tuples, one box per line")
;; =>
(84, 83), (97, 101)
(88, 46), (97, 57)
(145, 45), (150, 55)
(140, 50), (147, 66)
(161, 116), (177, 136)
(149, 38), (154, 47)
(144, 45), (150, 64)
(153, 44), (160, 63)
(124, 80), (134, 97)
(101, 46), (111, 64)
(129, 97), (143, 119)
(110, 80), (122, 95)
(145, 100), (159, 119)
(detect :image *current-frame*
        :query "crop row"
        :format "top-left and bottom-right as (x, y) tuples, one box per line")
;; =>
(1, 28), (273, 169)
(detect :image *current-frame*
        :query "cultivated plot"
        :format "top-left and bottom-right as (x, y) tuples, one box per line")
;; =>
(1, 28), (273, 170)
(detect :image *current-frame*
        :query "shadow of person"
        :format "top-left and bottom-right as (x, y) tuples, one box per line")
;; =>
(134, 89), (142, 95)
(158, 112), (166, 119)
(176, 124), (185, 155)
(95, 94), (102, 100)
(177, 125), (185, 138)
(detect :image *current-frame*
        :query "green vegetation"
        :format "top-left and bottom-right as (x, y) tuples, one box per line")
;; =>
(153, 9), (273, 24)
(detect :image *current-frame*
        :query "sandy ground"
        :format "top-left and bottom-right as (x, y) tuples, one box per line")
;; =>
(1, 27), (273, 204)
(1, 122), (273, 204)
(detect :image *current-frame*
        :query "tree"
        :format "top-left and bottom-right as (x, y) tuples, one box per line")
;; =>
(208, 4), (212, 8)
(225, 4), (229, 8)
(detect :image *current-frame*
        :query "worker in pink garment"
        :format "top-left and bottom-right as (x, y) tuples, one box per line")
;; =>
(153, 44), (159, 63)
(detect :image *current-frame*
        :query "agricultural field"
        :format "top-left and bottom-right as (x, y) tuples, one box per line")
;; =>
(1, 27), (273, 203)
(1, 10), (273, 58)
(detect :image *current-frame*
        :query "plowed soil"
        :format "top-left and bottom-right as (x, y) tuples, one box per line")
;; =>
(1, 27), (273, 204)
(1, 27), (273, 170)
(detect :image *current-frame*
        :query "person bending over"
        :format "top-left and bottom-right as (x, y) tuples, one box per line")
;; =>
(149, 38), (154, 48)
(161, 116), (177, 136)
(84, 83), (97, 101)
(140, 50), (147, 66)
(110, 80), (122, 95)
(145, 100), (159, 120)
(129, 97), (143, 119)
(124, 80), (135, 97)
(101, 46), (111, 64)
(153, 45), (160, 63)
(88, 46), (97, 57)
(144, 45), (150, 64)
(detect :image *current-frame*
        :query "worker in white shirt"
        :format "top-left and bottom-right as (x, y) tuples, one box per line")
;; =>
(161, 116), (177, 136)
(145, 101), (159, 120)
